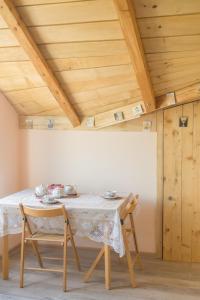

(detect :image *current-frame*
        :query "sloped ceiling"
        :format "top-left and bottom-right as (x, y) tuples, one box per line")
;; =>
(0, 0), (200, 129)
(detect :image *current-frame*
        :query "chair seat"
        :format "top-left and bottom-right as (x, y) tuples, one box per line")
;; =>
(26, 232), (71, 242)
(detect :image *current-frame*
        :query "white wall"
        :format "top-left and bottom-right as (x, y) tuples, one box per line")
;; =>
(20, 130), (157, 253)
(0, 93), (20, 255)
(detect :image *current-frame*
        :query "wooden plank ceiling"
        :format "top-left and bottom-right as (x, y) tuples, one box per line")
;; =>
(0, 0), (200, 129)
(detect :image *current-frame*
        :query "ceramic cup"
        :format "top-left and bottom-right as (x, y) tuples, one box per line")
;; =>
(64, 185), (75, 195)
(42, 195), (55, 204)
(52, 187), (63, 198)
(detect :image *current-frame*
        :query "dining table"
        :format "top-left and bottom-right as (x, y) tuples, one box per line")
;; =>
(0, 189), (129, 288)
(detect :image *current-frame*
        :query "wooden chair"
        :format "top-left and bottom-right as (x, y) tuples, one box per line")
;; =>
(19, 204), (81, 292)
(84, 193), (142, 289)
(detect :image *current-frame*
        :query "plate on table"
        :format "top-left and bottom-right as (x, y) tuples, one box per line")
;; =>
(40, 198), (61, 205)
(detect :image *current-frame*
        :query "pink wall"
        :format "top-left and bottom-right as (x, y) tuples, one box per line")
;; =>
(0, 93), (20, 255)
(20, 130), (157, 253)
(0, 93), (19, 197)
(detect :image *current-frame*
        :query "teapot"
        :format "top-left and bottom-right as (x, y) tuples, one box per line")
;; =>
(35, 184), (47, 197)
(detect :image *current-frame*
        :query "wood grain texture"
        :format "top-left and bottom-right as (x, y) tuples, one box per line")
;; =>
(163, 102), (200, 262)
(156, 110), (164, 258)
(163, 106), (182, 261)
(114, 0), (155, 112)
(0, 0), (80, 126)
(138, 14), (200, 38)
(192, 102), (200, 262)
(19, 101), (146, 130)
(0, 41), (129, 61)
(14, 0), (87, 6)
(134, 0), (200, 18)
(16, 0), (117, 26)
(181, 103), (194, 262)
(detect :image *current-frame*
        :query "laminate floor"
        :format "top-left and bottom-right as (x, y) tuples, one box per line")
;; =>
(0, 245), (200, 300)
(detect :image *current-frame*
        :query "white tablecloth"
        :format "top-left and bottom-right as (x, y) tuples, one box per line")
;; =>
(0, 189), (128, 256)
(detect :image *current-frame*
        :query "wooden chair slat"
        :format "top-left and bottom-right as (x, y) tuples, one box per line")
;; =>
(22, 205), (65, 218)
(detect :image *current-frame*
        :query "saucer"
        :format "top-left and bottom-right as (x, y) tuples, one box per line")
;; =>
(40, 199), (60, 205)
(103, 194), (120, 200)
(63, 193), (78, 198)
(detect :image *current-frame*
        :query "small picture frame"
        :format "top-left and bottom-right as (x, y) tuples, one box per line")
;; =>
(179, 116), (188, 127)
(114, 111), (124, 121)
(25, 119), (33, 129)
(86, 116), (95, 128)
(48, 119), (54, 129)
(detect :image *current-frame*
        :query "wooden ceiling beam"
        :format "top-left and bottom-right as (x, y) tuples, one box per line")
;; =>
(19, 101), (146, 130)
(156, 82), (200, 110)
(113, 0), (155, 112)
(0, 0), (80, 127)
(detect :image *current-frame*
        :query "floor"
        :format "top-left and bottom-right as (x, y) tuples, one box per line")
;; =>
(0, 246), (200, 300)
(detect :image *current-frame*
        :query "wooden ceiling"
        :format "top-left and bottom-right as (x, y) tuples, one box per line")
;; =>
(0, 0), (200, 129)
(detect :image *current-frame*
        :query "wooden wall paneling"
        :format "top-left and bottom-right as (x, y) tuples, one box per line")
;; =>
(5, 87), (64, 116)
(14, 0), (86, 6)
(0, 41), (129, 62)
(192, 101), (200, 262)
(0, 0), (80, 126)
(48, 55), (131, 72)
(176, 83), (200, 104)
(29, 22), (123, 44)
(0, 46), (28, 61)
(181, 103), (194, 262)
(156, 110), (164, 258)
(39, 41), (129, 59)
(0, 29), (19, 47)
(163, 106), (182, 261)
(17, 0), (117, 26)
(5, 83), (141, 118)
(143, 36), (200, 54)
(0, 75), (44, 92)
(152, 72), (200, 98)
(114, 0), (155, 112)
(134, 0), (200, 18)
(138, 14), (200, 38)
(55, 65), (137, 94)
(0, 62), (137, 93)
(0, 15), (7, 27)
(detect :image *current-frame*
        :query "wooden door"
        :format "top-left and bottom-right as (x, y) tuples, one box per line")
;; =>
(163, 102), (200, 262)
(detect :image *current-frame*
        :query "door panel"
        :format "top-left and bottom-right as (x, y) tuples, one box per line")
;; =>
(163, 102), (200, 262)
(163, 106), (182, 261)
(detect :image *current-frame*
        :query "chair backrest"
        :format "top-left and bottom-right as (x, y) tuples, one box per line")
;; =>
(19, 203), (68, 222)
(120, 193), (139, 221)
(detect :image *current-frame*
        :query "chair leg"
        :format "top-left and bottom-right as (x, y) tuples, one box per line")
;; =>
(69, 231), (81, 271)
(30, 240), (44, 268)
(122, 228), (137, 288)
(84, 247), (104, 282)
(20, 227), (25, 288)
(129, 214), (143, 269)
(63, 239), (67, 292)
